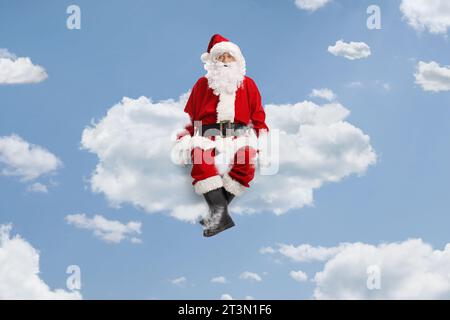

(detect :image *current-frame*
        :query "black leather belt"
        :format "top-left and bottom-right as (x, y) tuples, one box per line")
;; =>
(199, 121), (247, 137)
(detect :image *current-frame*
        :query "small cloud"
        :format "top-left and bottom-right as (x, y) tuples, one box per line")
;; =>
(0, 48), (48, 84)
(294, 0), (332, 12)
(211, 276), (227, 284)
(414, 61), (450, 92)
(27, 182), (48, 193)
(290, 270), (308, 282)
(171, 276), (187, 286)
(220, 293), (233, 300)
(345, 81), (364, 88)
(259, 246), (276, 254)
(239, 271), (262, 282)
(0, 134), (62, 188)
(309, 88), (337, 101)
(278, 243), (348, 262)
(328, 40), (371, 60)
(65, 213), (142, 244)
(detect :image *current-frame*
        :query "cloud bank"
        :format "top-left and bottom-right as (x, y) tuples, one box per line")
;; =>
(81, 92), (376, 222)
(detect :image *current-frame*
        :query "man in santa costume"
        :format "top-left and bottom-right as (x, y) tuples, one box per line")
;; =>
(172, 34), (269, 237)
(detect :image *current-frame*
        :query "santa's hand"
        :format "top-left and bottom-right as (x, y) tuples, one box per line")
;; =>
(170, 134), (192, 166)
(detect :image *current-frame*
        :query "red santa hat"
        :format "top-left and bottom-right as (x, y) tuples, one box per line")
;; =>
(200, 34), (246, 68)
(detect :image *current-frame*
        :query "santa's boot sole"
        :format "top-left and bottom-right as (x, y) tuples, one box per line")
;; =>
(203, 220), (235, 237)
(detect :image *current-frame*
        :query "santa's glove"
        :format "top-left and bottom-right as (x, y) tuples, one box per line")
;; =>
(170, 134), (192, 166)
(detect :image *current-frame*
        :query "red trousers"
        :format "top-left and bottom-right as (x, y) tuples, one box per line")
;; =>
(191, 146), (257, 196)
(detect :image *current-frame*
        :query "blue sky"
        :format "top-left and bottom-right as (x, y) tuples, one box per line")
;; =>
(1, 0), (450, 299)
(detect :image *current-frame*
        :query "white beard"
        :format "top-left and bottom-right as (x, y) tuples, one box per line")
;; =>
(204, 61), (245, 95)
(204, 60), (245, 122)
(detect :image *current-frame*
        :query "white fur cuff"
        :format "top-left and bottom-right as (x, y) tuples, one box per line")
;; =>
(170, 134), (192, 166)
(194, 175), (224, 195)
(222, 173), (247, 196)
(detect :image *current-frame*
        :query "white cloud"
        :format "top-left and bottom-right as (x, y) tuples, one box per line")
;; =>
(346, 81), (364, 88)
(220, 293), (255, 300)
(171, 276), (187, 286)
(328, 40), (371, 60)
(81, 93), (376, 222)
(345, 80), (391, 91)
(239, 271), (262, 282)
(294, 0), (332, 12)
(259, 246), (276, 254)
(278, 243), (348, 262)
(0, 48), (47, 84)
(400, 0), (450, 34)
(220, 293), (233, 300)
(310, 88), (337, 101)
(0, 224), (81, 299)
(211, 276), (227, 284)
(414, 61), (450, 92)
(65, 213), (142, 244)
(274, 239), (450, 299)
(314, 239), (450, 299)
(290, 270), (308, 282)
(0, 134), (62, 184)
(27, 182), (49, 193)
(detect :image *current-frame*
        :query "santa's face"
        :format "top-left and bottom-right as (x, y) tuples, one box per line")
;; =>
(215, 52), (236, 64)
(204, 51), (245, 95)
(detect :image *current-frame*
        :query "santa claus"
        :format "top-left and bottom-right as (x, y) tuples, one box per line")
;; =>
(172, 33), (269, 237)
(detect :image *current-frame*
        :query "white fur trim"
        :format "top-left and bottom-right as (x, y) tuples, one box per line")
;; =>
(216, 92), (236, 122)
(201, 52), (210, 63)
(222, 172), (246, 196)
(210, 41), (246, 69)
(170, 134), (192, 165)
(194, 175), (223, 194)
(200, 41), (246, 72)
(213, 129), (258, 164)
(191, 135), (216, 150)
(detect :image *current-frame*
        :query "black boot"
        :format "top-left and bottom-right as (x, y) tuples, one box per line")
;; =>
(222, 187), (235, 204)
(199, 187), (235, 226)
(201, 188), (235, 237)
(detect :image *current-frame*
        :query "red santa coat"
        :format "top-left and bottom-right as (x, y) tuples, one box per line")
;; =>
(177, 75), (269, 142)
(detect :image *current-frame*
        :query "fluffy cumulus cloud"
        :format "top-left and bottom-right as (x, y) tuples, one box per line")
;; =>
(65, 213), (142, 244)
(81, 92), (375, 222)
(400, 0), (450, 34)
(294, 0), (332, 12)
(273, 239), (450, 299)
(328, 40), (371, 60)
(0, 134), (62, 190)
(0, 48), (48, 84)
(0, 224), (81, 299)
(414, 61), (450, 92)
